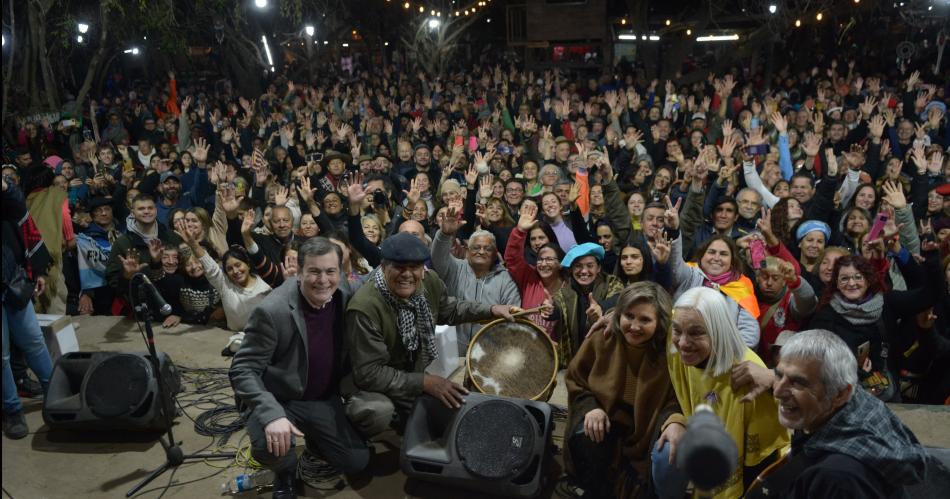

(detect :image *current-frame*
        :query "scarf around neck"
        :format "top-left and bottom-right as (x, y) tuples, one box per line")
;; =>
(829, 292), (884, 325)
(372, 268), (438, 361)
(705, 269), (739, 287)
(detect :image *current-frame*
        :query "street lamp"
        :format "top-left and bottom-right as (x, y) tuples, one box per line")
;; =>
(77, 22), (89, 33)
(768, 4), (777, 14)
(304, 25), (315, 37)
(123, 47), (140, 55)
(427, 18), (440, 30)
(77, 35), (84, 43)
(254, 0), (267, 9)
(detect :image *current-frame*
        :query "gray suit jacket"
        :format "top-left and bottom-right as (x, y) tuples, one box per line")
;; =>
(229, 277), (350, 427)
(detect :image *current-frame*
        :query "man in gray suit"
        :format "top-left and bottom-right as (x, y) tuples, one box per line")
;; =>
(230, 237), (369, 499)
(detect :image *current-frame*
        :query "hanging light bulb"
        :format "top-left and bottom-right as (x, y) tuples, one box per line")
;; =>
(795, 19), (802, 27)
(816, 12), (823, 21)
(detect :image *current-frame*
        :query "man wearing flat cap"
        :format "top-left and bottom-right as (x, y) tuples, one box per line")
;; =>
(342, 232), (521, 437)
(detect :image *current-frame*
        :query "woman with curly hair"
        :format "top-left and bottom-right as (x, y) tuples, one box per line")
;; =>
(768, 198), (804, 248)
(809, 249), (941, 401)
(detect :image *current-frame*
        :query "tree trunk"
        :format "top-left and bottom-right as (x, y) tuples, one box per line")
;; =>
(26, 4), (40, 108)
(2, 0), (15, 123)
(31, 0), (58, 110)
(71, 2), (111, 117)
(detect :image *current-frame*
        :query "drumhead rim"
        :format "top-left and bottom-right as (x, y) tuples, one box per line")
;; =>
(465, 317), (558, 401)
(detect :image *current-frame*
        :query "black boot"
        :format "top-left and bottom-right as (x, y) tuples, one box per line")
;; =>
(3, 411), (29, 440)
(272, 470), (297, 499)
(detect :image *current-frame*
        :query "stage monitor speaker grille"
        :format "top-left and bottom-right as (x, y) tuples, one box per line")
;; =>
(455, 399), (535, 479)
(85, 354), (152, 419)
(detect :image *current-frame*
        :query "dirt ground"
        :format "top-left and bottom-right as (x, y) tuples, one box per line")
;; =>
(2, 315), (947, 498)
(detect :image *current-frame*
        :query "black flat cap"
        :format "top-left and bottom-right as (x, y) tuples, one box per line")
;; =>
(380, 232), (430, 263)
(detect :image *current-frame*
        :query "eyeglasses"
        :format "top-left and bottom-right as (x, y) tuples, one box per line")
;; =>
(537, 257), (558, 264)
(505, 187), (524, 193)
(837, 274), (865, 284)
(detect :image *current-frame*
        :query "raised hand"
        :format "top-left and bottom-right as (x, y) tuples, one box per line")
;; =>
(868, 114), (885, 140)
(147, 238), (164, 262)
(769, 111), (787, 135)
(465, 163), (479, 186)
(274, 185), (289, 206)
(824, 148), (839, 177)
(479, 173), (495, 199)
(402, 177), (421, 205)
(240, 208), (257, 236)
(517, 200), (538, 231)
(802, 132), (821, 157)
(296, 176), (315, 205)
(346, 171), (367, 205)
(440, 207), (466, 236)
(648, 229), (672, 265)
(663, 195), (681, 230)
(174, 219), (198, 247)
(119, 250), (146, 279)
(220, 183), (241, 216)
(718, 133), (739, 160)
(280, 254), (299, 280)
(881, 180), (907, 209)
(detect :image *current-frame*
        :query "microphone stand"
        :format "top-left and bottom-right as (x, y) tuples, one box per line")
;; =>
(126, 273), (235, 497)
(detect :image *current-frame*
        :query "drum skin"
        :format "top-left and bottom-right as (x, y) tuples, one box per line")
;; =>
(466, 318), (558, 401)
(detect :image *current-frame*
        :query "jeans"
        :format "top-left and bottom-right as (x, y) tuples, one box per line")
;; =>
(651, 440), (690, 499)
(2, 292), (53, 414)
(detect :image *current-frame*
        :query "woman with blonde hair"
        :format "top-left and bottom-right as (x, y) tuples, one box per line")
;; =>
(565, 282), (683, 499)
(652, 287), (789, 499)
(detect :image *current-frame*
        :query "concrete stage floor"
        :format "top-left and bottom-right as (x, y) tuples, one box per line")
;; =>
(2, 315), (949, 498)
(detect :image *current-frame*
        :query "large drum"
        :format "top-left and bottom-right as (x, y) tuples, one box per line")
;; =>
(465, 318), (558, 401)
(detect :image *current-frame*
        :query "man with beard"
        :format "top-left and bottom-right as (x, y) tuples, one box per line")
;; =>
(431, 209), (521, 356)
(139, 171), (212, 226)
(342, 232), (520, 437)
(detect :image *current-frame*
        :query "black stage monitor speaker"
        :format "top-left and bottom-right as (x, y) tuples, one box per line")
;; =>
(400, 392), (554, 498)
(42, 351), (181, 431)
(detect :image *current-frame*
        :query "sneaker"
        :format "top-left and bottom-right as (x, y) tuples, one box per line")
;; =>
(16, 376), (43, 398)
(2, 411), (29, 440)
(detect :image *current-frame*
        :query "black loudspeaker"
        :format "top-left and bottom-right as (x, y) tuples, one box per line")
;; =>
(400, 392), (554, 498)
(42, 351), (181, 431)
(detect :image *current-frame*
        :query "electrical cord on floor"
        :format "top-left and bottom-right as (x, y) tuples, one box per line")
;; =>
(298, 449), (345, 491)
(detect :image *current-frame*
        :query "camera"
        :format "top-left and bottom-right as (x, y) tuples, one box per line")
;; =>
(372, 190), (388, 206)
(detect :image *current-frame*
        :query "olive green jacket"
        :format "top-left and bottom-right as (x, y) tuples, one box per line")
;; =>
(342, 270), (493, 401)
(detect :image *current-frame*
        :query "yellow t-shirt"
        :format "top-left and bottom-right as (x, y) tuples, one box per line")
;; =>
(667, 344), (790, 499)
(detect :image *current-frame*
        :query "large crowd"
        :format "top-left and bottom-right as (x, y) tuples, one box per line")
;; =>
(3, 53), (949, 498)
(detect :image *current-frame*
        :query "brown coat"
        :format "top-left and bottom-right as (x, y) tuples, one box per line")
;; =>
(565, 329), (684, 499)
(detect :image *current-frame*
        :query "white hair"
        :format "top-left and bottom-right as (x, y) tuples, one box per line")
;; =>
(778, 329), (858, 401)
(468, 230), (496, 248)
(673, 287), (747, 377)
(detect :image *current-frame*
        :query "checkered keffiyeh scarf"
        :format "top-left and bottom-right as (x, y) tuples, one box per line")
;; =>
(372, 268), (438, 361)
(801, 388), (928, 486)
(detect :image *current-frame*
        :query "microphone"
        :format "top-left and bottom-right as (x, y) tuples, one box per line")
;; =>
(136, 273), (172, 317)
(676, 404), (739, 491)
